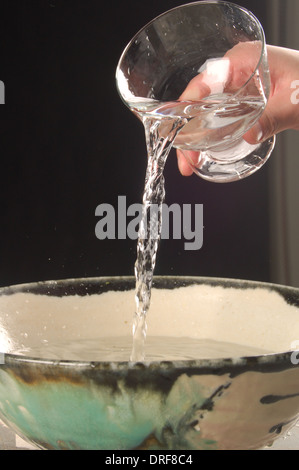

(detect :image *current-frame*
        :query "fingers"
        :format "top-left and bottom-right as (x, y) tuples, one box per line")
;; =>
(176, 42), (263, 176)
(176, 149), (200, 176)
(243, 115), (272, 145)
(243, 102), (288, 145)
(177, 150), (193, 176)
(176, 44), (299, 175)
(179, 73), (211, 101)
(179, 42), (261, 102)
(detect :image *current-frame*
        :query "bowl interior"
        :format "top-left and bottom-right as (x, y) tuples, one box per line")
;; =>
(1, 276), (299, 363)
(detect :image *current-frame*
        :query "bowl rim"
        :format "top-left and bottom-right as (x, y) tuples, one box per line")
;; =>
(1, 275), (299, 373)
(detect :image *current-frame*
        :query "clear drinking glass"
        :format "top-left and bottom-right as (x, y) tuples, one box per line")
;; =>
(116, 1), (275, 183)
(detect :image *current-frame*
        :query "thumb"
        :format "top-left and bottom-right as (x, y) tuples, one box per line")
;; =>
(244, 105), (278, 145)
(243, 90), (296, 145)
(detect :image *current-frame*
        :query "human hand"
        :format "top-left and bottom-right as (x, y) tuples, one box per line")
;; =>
(177, 45), (299, 176)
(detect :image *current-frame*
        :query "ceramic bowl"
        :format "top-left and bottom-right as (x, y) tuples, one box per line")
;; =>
(1, 276), (299, 450)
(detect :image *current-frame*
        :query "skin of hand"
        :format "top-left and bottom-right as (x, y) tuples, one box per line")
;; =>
(177, 45), (299, 176)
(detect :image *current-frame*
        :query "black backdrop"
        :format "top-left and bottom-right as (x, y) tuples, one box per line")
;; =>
(0, 0), (271, 287)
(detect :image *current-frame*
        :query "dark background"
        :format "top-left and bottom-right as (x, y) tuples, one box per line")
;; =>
(0, 0), (272, 287)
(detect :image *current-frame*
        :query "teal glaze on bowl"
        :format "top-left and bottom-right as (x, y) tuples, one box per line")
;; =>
(1, 276), (299, 450)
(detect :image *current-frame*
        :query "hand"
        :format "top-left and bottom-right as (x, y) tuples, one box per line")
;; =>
(177, 45), (299, 176)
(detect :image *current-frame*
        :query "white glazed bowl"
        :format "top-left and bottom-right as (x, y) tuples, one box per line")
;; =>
(0, 276), (299, 450)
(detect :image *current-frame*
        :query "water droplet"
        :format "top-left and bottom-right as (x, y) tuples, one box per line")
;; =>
(193, 422), (201, 432)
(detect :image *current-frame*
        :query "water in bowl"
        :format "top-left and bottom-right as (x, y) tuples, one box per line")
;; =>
(15, 335), (271, 362)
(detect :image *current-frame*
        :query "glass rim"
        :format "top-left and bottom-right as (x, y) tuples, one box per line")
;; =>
(116, 0), (267, 104)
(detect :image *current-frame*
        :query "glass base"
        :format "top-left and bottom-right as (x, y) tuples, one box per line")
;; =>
(185, 136), (276, 183)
